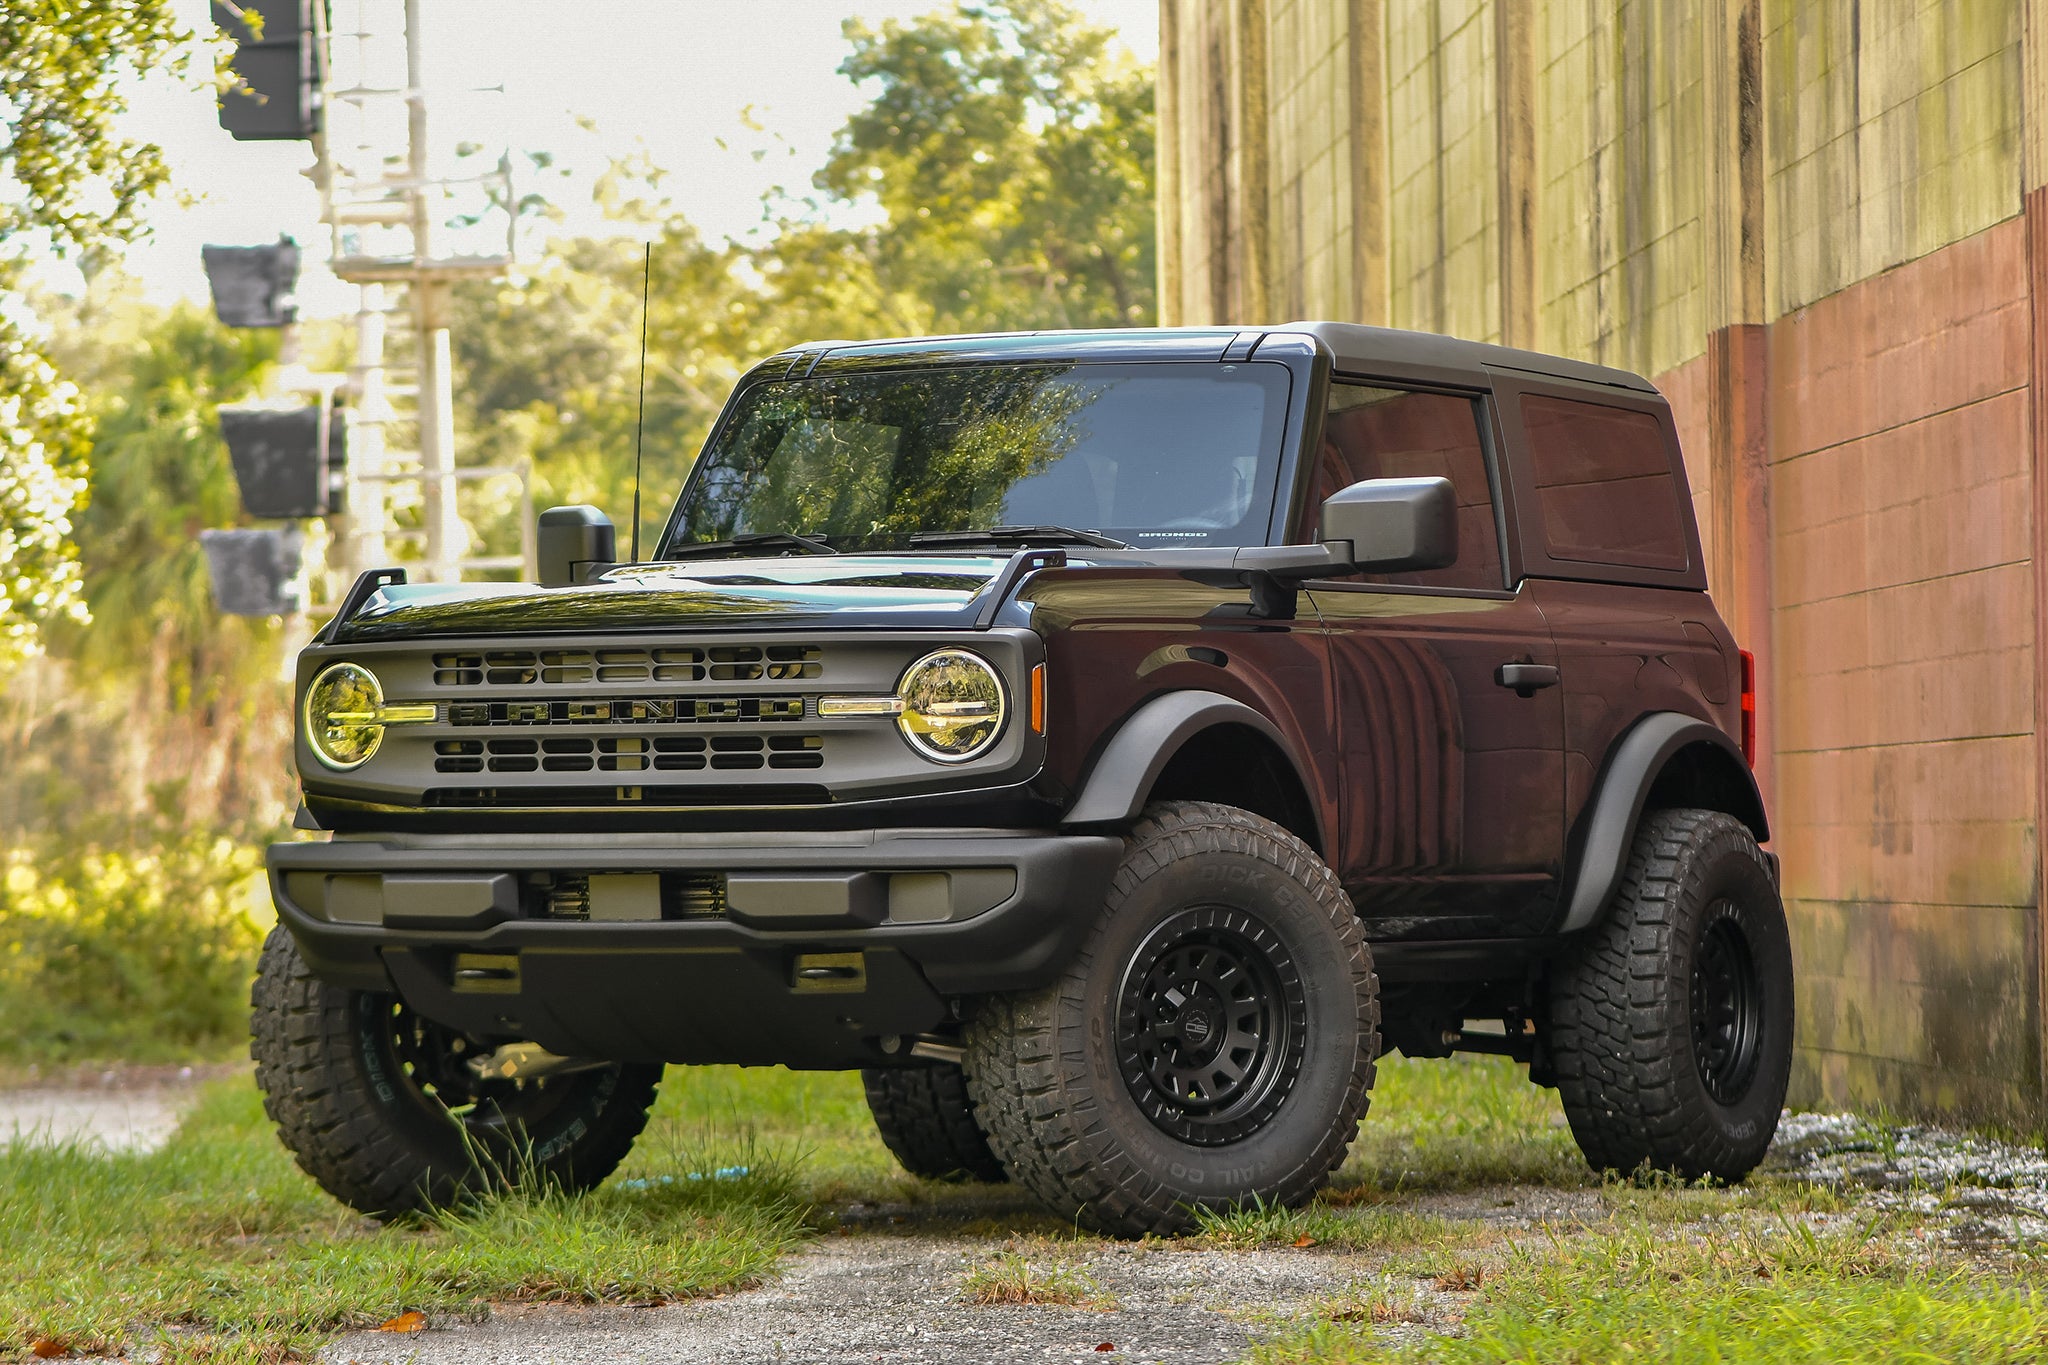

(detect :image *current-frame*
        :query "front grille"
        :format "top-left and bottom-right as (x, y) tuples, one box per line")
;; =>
(441, 695), (808, 727)
(432, 644), (822, 687)
(433, 733), (825, 774)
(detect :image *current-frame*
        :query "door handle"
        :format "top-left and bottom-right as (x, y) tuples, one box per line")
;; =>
(1496, 662), (1560, 697)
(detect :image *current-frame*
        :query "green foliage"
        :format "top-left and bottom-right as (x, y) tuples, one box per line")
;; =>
(0, 820), (265, 1061)
(817, 0), (1156, 331)
(3, 294), (294, 837)
(0, 0), (188, 264)
(0, 326), (90, 672)
(0, 1), (194, 672)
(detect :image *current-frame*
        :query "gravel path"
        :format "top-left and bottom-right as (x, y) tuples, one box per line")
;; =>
(324, 1233), (1360, 1365)
(0, 1064), (230, 1154)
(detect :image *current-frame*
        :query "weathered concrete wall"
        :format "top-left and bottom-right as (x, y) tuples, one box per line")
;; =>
(1769, 220), (2039, 1124)
(1159, 0), (2047, 1125)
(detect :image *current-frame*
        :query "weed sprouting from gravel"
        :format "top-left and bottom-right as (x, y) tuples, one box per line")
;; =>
(957, 1250), (1113, 1307)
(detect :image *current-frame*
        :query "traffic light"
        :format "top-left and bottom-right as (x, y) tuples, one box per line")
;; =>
(218, 403), (346, 519)
(199, 528), (305, 617)
(201, 238), (300, 327)
(213, 1), (323, 141)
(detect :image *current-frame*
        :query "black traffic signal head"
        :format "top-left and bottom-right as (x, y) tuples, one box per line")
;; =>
(219, 403), (346, 519)
(214, 1), (323, 141)
(202, 238), (300, 327)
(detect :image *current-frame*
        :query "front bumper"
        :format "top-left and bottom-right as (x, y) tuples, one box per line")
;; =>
(269, 827), (1123, 1069)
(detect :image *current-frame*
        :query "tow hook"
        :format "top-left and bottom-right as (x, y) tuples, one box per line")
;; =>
(466, 1041), (611, 1083)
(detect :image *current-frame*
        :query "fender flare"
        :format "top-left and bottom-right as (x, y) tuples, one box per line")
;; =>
(1556, 711), (1769, 934)
(1061, 690), (1321, 847)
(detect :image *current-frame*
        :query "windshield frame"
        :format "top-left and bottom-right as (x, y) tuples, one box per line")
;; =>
(654, 342), (1324, 562)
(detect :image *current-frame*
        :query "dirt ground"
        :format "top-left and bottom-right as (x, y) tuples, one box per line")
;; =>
(321, 1187), (1601, 1365)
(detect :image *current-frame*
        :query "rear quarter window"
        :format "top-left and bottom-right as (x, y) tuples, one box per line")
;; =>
(1521, 395), (1689, 572)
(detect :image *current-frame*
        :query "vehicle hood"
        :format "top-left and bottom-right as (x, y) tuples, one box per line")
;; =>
(327, 555), (1017, 643)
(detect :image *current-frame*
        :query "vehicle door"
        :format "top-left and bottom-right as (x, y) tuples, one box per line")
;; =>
(1303, 380), (1566, 938)
(1490, 376), (1726, 840)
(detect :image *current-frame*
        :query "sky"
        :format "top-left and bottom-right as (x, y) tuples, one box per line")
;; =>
(95, 0), (1160, 318)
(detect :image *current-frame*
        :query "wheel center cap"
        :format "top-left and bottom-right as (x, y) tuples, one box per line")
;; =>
(1178, 1006), (1215, 1047)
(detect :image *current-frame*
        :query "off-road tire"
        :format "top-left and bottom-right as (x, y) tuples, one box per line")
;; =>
(860, 1065), (1008, 1182)
(963, 801), (1378, 1237)
(1548, 807), (1793, 1182)
(249, 927), (662, 1218)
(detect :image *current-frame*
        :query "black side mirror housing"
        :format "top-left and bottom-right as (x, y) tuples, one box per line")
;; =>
(1318, 475), (1457, 573)
(537, 505), (617, 587)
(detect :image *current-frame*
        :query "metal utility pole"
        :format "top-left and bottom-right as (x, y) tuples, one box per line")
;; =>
(404, 0), (463, 582)
(314, 0), (533, 589)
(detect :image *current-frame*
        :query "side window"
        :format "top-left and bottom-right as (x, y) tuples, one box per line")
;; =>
(1521, 395), (1688, 572)
(1305, 382), (1503, 591)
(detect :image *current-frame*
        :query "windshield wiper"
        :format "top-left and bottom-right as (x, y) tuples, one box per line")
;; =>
(666, 531), (839, 561)
(908, 524), (1130, 551)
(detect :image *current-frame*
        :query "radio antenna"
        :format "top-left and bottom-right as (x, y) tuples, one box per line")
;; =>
(629, 240), (651, 562)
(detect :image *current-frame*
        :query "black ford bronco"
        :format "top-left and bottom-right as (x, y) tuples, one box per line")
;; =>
(253, 324), (1791, 1236)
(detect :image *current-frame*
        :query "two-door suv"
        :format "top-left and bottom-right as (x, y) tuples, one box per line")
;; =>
(254, 324), (1791, 1236)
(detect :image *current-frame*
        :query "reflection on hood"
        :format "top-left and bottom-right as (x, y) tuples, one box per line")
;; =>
(329, 555), (1010, 643)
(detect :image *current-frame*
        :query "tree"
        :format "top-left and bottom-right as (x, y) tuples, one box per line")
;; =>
(451, 0), (1156, 546)
(0, 0), (192, 671)
(798, 0), (1155, 331)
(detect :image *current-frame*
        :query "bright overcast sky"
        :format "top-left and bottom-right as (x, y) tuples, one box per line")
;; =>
(90, 0), (1159, 318)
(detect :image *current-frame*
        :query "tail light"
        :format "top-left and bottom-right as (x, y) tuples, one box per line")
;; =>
(1738, 648), (1757, 767)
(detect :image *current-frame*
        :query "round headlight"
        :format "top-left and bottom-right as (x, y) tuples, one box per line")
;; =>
(897, 649), (1006, 763)
(303, 662), (385, 770)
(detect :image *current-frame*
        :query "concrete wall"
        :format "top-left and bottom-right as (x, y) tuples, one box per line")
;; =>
(1159, 0), (2048, 1126)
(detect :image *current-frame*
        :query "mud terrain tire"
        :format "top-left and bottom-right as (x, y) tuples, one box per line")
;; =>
(964, 801), (1378, 1237)
(861, 1065), (1007, 1182)
(250, 927), (661, 1218)
(1548, 807), (1793, 1182)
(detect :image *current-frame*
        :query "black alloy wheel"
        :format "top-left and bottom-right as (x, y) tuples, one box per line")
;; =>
(1115, 908), (1307, 1146)
(1688, 908), (1764, 1105)
(376, 996), (598, 1153)
(1547, 807), (1793, 1184)
(251, 926), (661, 1218)
(963, 801), (1379, 1238)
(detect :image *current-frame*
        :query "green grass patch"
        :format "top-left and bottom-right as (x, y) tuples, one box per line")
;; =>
(1334, 1055), (1587, 1195)
(957, 1249), (1114, 1307)
(1246, 1211), (2048, 1363)
(0, 1071), (824, 1361)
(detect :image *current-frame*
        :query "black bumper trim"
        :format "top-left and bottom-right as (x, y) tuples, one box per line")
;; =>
(268, 829), (1123, 1065)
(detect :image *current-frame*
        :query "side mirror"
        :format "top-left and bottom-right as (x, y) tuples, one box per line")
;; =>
(537, 505), (617, 587)
(1319, 476), (1457, 574)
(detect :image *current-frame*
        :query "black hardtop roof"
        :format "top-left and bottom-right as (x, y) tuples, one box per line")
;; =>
(768, 322), (1658, 394)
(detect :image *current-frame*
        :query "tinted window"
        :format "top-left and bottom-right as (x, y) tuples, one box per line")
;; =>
(1306, 383), (1502, 591)
(671, 362), (1291, 553)
(1522, 395), (1688, 572)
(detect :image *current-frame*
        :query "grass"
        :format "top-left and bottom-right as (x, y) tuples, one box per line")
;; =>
(957, 1249), (1114, 1307)
(0, 1069), (842, 1361)
(4, 1050), (2043, 1363)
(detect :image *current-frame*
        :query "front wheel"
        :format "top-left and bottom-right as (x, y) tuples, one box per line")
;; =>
(250, 927), (662, 1218)
(964, 802), (1378, 1237)
(1548, 807), (1793, 1182)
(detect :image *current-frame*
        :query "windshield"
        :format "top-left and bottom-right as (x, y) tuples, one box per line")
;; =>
(664, 361), (1292, 554)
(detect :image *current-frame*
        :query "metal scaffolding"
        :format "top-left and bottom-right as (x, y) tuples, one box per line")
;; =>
(309, 0), (534, 587)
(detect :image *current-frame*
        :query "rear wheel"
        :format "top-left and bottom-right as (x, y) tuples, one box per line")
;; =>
(250, 927), (661, 1217)
(964, 801), (1377, 1237)
(861, 1065), (1007, 1182)
(1548, 807), (1793, 1182)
